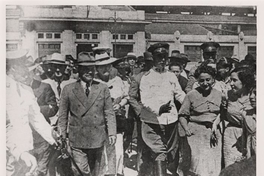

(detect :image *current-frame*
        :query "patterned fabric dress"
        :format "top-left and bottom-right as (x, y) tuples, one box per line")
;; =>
(179, 87), (222, 176)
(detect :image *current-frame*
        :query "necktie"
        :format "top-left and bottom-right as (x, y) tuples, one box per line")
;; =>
(86, 83), (90, 97)
(57, 81), (61, 97)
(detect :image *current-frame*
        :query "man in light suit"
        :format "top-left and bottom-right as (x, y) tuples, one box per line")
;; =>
(6, 49), (56, 176)
(58, 52), (116, 176)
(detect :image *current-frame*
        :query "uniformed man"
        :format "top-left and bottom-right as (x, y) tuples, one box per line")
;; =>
(134, 43), (186, 176)
(128, 51), (154, 175)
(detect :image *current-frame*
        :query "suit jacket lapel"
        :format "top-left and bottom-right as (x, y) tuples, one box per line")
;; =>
(85, 83), (101, 111)
(73, 81), (87, 108)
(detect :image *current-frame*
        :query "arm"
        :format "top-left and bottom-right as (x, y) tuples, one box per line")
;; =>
(185, 76), (197, 93)
(128, 77), (142, 116)
(28, 98), (55, 145)
(103, 86), (117, 138)
(39, 84), (59, 119)
(212, 114), (221, 133)
(58, 86), (70, 139)
(173, 75), (186, 104)
(178, 94), (193, 136)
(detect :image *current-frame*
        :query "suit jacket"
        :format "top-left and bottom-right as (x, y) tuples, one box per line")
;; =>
(58, 80), (116, 149)
(31, 79), (58, 123)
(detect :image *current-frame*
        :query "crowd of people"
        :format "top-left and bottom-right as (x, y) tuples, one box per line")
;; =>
(6, 41), (256, 176)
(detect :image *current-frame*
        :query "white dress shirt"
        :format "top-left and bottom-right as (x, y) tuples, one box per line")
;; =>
(140, 69), (186, 125)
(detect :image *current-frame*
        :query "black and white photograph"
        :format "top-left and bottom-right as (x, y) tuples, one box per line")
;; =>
(5, 4), (259, 176)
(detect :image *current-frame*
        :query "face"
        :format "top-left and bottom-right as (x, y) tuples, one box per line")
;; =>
(170, 65), (182, 77)
(198, 73), (214, 91)
(249, 87), (256, 108)
(203, 52), (216, 61)
(51, 64), (67, 78)
(128, 58), (136, 66)
(153, 54), (167, 70)
(11, 65), (32, 85)
(96, 64), (112, 82)
(230, 72), (243, 94)
(78, 66), (95, 83)
(217, 68), (229, 80)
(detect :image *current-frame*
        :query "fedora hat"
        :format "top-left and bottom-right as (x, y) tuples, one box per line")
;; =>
(43, 53), (68, 65)
(95, 52), (117, 66)
(92, 46), (112, 55)
(126, 52), (137, 60)
(6, 49), (29, 60)
(76, 52), (95, 66)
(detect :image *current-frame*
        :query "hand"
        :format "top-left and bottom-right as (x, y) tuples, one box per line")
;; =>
(109, 135), (116, 145)
(185, 127), (194, 137)
(210, 131), (218, 147)
(20, 152), (37, 176)
(113, 104), (121, 111)
(159, 101), (172, 115)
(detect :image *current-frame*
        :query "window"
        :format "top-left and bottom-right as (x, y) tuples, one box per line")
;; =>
(38, 43), (61, 57)
(218, 46), (234, 58)
(184, 45), (200, 62)
(113, 44), (133, 58)
(128, 34), (133, 40)
(121, 35), (126, 40)
(54, 33), (61, 39)
(84, 34), (90, 40)
(76, 34), (82, 39)
(113, 34), (118, 40)
(46, 33), (52, 39)
(92, 34), (98, 40)
(6, 43), (18, 51)
(38, 33), (44, 38)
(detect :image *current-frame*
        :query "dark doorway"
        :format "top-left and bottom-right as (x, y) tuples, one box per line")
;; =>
(113, 44), (133, 58)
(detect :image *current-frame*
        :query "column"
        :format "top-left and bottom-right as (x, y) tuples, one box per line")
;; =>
(134, 31), (145, 56)
(61, 30), (76, 58)
(22, 30), (37, 59)
(238, 32), (246, 61)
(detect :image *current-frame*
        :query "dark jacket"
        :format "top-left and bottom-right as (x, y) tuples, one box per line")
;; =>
(31, 79), (58, 123)
(58, 80), (116, 149)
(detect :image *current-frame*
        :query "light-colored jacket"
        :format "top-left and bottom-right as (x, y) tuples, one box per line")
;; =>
(6, 76), (55, 160)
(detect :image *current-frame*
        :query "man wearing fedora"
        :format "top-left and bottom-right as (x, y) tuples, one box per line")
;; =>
(6, 49), (56, 176)
(58, 52), (116, 176)
(92, 46), (118, 80)
(134, 42), (185, 176)
(94, 52), (128, 176)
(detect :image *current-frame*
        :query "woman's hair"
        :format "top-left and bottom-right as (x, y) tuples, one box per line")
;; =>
(217, 57), (232, 70)
(194, 64), (216, 79)
(231, 66), (256, 91)
(168, 62), (183, 71)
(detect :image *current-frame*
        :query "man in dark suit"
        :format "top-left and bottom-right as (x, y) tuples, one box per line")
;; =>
(24, 60), (59, 176)
(58, 52), (116, 176)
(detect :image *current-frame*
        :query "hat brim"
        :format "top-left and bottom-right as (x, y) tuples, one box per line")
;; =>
(28, 64), (39, 72)
(77, 62), (95, 66)
(44, 60), (68, 65)
(96, 57), (117, 66)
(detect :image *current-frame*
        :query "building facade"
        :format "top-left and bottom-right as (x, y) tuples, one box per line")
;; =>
(6, 5), (257, 61)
